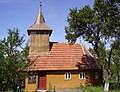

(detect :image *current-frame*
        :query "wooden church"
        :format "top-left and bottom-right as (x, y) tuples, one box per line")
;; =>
(25, 1), (102, 92)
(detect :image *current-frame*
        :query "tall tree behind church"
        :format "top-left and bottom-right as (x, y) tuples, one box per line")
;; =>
(65, 0), (120, 91)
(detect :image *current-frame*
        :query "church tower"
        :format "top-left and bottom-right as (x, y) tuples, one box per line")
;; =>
(27, 1), (52, 56)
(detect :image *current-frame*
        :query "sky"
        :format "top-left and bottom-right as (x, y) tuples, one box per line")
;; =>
(0, 0), (94, 48)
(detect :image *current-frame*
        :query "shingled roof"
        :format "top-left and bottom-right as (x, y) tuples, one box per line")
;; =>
(27, 43), (97, 71)
(27, 4), (52, 35)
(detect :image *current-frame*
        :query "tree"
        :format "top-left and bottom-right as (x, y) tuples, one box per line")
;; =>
(0, 28), (29, 92)
(111, 40), (120, 84)
(65, 0), (120, 91)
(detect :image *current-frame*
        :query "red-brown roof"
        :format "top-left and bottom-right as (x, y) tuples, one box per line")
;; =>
(27, 43), (96, 71)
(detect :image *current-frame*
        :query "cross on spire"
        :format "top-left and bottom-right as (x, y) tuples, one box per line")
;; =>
(40, 0), (42, 11)
(27, 0), (53, 36)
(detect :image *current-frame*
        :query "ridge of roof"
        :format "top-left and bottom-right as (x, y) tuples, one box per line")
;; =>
(50, 42), (81, 45)
(80, 44), (86, 55)
(83, 46), (94, 58)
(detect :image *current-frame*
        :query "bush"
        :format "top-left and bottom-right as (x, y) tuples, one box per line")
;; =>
(78, 86), (120, 92)
(110, 83), (120, 90)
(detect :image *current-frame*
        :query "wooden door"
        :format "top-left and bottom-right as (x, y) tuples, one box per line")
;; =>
(38, 72), (46, 90)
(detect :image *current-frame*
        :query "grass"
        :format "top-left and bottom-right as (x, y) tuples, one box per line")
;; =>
(78, 86), (120, 92)
(79, 86), (103, 92)
(5, 88), (25, 92)
(5, 86), (120, 92)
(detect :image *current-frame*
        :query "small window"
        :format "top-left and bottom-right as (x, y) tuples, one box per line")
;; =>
(31, 31), (48, 34)
(28, 75), (36, 83)
(31, 31), (36, 34)
(65, 72), (71, 80)
(79, 72), (85, 79)
(95, 72), (99, 79)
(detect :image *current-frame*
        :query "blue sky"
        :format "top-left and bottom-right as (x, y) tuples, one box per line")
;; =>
(0, 0), (94, 47)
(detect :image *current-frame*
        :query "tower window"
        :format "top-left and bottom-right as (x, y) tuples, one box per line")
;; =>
(31, 31), (36, 34)
(31, 31), (48, 34)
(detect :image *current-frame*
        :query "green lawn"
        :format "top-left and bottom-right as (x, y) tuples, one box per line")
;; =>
(79, 86), (120, 92)
(5, 89), (25, 92)
(5, 86), (120, 92)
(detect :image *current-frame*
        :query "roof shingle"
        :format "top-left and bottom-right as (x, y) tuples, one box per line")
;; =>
(27, 7), (52, 35)
(27, 43), (96, 71)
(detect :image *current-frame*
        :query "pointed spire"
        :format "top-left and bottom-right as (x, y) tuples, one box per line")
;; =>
(27, 0), (53, 35)
(35, 0), (45, 24)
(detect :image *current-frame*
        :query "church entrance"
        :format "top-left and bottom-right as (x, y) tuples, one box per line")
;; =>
(38, 72), (46, 90)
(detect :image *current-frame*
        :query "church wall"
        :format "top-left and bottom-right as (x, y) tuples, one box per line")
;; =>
(29, 34), (49, 55)
(25, 74), (38, 92)
(46, 70), (91, 90)
(25, 69), (102, 91)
